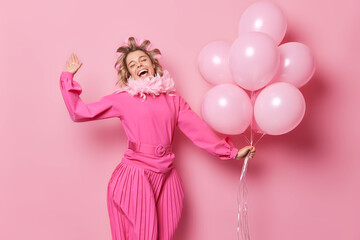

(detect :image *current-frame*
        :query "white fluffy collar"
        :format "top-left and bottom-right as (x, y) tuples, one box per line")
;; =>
(115, 70), (176, 101)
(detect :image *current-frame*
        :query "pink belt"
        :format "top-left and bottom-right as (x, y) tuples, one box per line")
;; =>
(128, 140), (172, 157)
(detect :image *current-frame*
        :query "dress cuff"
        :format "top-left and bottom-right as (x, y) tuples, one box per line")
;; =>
(230, 147), (239, 159)
(61, 71), (74, 78)
(225, 136), (240, 160)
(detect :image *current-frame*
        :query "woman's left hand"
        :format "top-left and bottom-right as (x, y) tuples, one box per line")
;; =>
(236, 146), (256, 159)
(65, 53), (83, 74)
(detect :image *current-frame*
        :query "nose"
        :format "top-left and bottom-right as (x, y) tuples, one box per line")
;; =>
(135, 62), (142, 69)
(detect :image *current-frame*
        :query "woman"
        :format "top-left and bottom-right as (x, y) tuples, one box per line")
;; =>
(60, 37), (255, 240)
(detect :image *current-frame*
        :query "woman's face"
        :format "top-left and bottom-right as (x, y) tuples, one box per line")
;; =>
(126, 50), (155, 80)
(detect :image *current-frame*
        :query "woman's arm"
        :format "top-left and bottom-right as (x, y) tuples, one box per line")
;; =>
(59, 53), (121, 122)
(176, 94), (239, 160)
(60, 71), (120, 122)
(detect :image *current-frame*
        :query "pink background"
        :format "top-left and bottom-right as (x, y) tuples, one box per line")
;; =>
(1, 0), (359, 239)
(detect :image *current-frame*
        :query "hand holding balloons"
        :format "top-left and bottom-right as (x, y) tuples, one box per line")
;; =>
(236, 146), (256, 159)
(197, 3), (314, 240)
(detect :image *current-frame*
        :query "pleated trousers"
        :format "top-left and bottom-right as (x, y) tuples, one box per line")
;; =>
(107, 162), (184, 240)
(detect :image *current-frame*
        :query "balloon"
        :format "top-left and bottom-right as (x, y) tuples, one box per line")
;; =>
(198, 41), (233, 85)
(238, 1), (287, 45)
(229, 32), (280, 91)
(201, 84), (252, 135)
(254, 82), (306, 135)
(270, 42), (315, 88)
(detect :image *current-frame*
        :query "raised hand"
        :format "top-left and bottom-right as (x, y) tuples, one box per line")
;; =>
(65, 53), (83, 74)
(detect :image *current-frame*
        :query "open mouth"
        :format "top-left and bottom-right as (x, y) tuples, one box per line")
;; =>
(138, 69), (149, 77)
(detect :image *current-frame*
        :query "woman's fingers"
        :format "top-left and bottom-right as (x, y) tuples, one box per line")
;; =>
(64, 53), (82, 73)
(250, 147), (255, 153)
(69, 53), (81, 66)
(248, 146), (255, 158)
(74, 54), (81, 66)
(70, 53), (76, 63)
(68, 54), (73, 65)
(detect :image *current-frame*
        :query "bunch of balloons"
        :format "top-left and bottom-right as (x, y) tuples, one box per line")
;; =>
(198, 1), (315, 138)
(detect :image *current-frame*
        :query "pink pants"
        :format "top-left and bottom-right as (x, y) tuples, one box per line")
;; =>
(107, 162), (184, 240)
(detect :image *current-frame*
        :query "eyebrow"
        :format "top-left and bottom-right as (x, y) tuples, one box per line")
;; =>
(128, 55), (147, 66)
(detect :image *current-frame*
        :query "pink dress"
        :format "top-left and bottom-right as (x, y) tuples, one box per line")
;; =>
(59, 71), (239, 240)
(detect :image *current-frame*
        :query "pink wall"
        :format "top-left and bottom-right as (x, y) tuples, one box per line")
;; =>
(1, 0), (359, 239)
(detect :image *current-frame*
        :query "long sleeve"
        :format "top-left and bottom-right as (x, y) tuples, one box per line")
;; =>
(59, 71), (121, 122)
(176, 94), (239, 160)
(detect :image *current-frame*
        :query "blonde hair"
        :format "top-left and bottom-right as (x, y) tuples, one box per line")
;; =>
(114, 37), (163, 88)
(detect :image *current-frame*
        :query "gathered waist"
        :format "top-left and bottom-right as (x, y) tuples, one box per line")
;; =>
(122, 140), (175, 173)
(128, 140), (172, 157)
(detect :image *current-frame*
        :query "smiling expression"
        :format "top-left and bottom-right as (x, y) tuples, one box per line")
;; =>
(126, 50), (156, 80)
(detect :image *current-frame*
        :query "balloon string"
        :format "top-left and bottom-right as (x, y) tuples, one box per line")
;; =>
(237, 93), (259, 240)
(237, 152), (251, 240)
(237, 91), (266, 240)
(242, 134), (250, 145)
(250, 91), (254, 146)
(253, 132), (266, 146)
(237, 92), (253, 240)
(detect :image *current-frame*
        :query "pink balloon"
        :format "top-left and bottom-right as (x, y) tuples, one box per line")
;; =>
(201, 84), (252, 135)
(238, 1), (287, 45)
(270, 42), (315, 88)
(229, 32), (280, 91)
(254, 82), (306, 135)
(198, 41), (233, 85)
